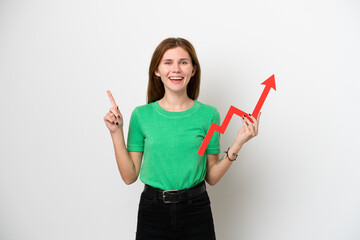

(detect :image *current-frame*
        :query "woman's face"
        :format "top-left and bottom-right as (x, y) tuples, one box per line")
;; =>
(155, 46), (196, 95)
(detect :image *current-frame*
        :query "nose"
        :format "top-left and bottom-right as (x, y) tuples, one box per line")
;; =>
(171, 63), (181, 72)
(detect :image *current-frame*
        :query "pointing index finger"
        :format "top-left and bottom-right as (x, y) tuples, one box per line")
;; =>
(107, 90), (117, 107)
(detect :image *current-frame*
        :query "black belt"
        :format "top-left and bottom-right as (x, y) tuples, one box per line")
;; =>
(143, 181), (206, 204)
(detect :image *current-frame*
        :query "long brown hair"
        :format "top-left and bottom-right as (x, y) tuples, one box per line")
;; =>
(147, 38), (201, 104)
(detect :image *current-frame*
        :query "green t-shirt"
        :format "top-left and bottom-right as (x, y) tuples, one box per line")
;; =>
(126, 100), (220, 190)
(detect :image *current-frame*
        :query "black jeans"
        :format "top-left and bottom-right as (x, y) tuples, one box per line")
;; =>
(136, 184), (216, 240)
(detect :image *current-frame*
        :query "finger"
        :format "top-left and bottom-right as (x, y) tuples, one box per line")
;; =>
(110, 107), (122, 120)
(248, 114), (257, 124)
(248, 114), (258, 132)
(243, 115), (255, 136)
(109, 112), (118, 122)
(107, 109), (120, 126)
(256, 112), (261, 123)
(243, 113), (254, 123)
(241, 118), (253, 138)
(107, 90), (117, 108)
(104, 114), (116, 124)
(243, 115), (252, 126)
(253, 113), (261, 135)
(241, 116), (251, 132)
(255, 113), (261, 135)
(108, 112), (122, 126)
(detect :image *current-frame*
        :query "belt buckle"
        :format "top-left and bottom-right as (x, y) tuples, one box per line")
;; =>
(162, 190), (180, 204)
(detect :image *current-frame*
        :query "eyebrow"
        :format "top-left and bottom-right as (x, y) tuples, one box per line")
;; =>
(162, 58), (190, 62)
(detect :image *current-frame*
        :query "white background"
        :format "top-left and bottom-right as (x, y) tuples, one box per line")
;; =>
(1, 0), (359, 239)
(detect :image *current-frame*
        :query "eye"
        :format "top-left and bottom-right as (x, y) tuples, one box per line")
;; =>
(181, 61), (188, 65)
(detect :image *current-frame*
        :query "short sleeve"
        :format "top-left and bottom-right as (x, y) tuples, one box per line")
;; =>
(126, 108), (145, 152)
(205, 108), (221, 155)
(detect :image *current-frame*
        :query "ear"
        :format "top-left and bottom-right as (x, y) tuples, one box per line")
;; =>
(155, 69), (160, 77)
(191, 65), (197, 77)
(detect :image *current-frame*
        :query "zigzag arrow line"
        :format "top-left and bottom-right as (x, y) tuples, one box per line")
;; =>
(198, 74), (276, 156)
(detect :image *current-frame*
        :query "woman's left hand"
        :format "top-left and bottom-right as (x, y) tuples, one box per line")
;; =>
(235, 113), (261, 146)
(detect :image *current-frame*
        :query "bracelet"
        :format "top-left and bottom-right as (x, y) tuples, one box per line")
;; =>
(224, 147), (238, 161)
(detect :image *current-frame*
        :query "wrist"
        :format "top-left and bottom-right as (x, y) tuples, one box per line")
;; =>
(110, 128), (123, 137)
(223, 142), (243, 162)
(232, 141), (243, 152)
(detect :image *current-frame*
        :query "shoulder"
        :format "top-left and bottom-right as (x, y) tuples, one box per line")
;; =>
(132, 102), (156, 114)
(196, 100), (219, 115)
(129, 103), (155, 123)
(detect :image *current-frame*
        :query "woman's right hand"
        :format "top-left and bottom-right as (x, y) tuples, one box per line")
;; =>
(104, 90), (123, 134)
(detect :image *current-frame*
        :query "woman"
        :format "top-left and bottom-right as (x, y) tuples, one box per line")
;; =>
(104, 37), (260, 239)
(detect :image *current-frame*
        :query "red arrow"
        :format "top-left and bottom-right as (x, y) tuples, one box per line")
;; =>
(252, 74), (276, 118)
(197, 74), (276, 156)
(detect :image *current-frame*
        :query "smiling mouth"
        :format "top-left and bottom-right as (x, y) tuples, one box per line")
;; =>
(169, 77), (184, 83)
(169, 77), (184, 80)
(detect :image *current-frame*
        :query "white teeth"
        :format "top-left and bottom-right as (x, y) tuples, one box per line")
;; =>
(170, 77), (183, 80)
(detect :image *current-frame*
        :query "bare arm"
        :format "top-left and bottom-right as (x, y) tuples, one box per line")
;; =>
(205, 142), (242, 186)
(205, 113), (261, 186)
(104, 90), (142, 185)
(110, 129), (142, 185)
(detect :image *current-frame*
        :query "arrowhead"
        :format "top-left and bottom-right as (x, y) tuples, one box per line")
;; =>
(261, 74), (276, 91)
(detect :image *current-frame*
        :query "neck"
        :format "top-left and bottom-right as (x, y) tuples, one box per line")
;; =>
(159, 92), (194, 111)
